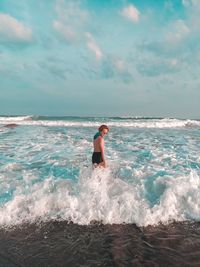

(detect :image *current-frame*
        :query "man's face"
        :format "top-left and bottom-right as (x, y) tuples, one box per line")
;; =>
(101, 129), (108, 137)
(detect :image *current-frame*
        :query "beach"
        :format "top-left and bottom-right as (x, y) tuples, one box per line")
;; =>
(1, 221), (200, 266)
(0, 116), (200, 266)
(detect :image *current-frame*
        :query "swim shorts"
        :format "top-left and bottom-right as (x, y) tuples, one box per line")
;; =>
(92, 152), (103, 164)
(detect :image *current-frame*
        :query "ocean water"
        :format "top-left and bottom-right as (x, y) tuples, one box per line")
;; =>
(0, 115), (200, 266)
(0, 115), (200, 227)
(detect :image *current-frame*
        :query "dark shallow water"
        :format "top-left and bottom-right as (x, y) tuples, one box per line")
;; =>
(1, 221), (200, 267)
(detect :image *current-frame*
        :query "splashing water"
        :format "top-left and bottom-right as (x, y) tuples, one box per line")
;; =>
(0, 116), (200, 227)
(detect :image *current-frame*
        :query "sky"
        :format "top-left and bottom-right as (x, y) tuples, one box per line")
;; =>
(0, 0), (199, 118)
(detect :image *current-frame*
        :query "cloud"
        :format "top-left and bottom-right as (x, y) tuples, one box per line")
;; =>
(53, 20), (77, 43)
(134, 0), (200, 78)
(166, 19), (190, 44)
(121, 4), (140, 23)
(52, 0), (132, 83)
(53, 1), (104, 61)
(53, 0), (89, 43)
(182, 0), (191, 7)
(85, 32), (103, 60)
(55, 0), (88, 24)
(100, 56), (133, 83)
(164, 1), (175, 12)
(182, 0), (200, 10)
(183, 0), (200, 35)
(136, 55), (181, 77)
(0, 13), (32, 43)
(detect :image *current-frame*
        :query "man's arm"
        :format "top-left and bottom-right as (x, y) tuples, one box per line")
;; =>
(100, 137), (106, 167)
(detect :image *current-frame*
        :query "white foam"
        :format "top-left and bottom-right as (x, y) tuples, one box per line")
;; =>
(149, 171), (200, 224)
(0, 116), (32, 122)
(0, 166), (200, 227)
(3, 163), (23, 172)
(0, 117), (199, 128)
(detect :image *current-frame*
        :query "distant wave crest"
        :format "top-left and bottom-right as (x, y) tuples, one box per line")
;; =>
(0, 115), (33, 122)
(0, 116), (199, 128)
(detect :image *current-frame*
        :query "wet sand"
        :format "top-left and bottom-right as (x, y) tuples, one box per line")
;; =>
(0, 221), (200, 267)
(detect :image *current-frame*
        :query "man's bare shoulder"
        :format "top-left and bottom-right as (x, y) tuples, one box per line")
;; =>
(99, 136), (104, 143)
(94, 135), (102, 142)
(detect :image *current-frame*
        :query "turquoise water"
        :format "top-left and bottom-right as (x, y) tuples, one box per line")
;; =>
(0, 116), (200, 226)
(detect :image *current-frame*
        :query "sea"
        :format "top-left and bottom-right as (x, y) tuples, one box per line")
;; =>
(0, 115), (200, 267)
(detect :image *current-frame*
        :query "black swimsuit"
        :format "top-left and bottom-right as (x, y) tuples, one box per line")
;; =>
(92, 132), (103, 164)
(92, 152), (103, 164)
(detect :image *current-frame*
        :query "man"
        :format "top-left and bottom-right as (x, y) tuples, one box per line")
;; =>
(92, 125), (109, 168)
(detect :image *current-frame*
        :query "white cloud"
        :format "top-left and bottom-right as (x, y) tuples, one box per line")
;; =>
(85, 32), (103, 60)
(121, 5), (140, 23)
(54, 1), (104, 61)
(170, 58), (178, 66)
(55, 0), (88, 25)
(114, 59), (125, 72)
(182, 0), (200, 7)
(53, 0), (89, 43)
(182, 0), (200, 9)
(166, 20), (190, 44)
(136, 54), (181, 77)
(182, 0), (192, 7)
(164, 1), (174, 11)
(0, 13), (32, 42)
(185, 1), (200, 34)
(53, 20), (77, 42)
(99, 55), (133, 83)
(166, 0), (200, 47)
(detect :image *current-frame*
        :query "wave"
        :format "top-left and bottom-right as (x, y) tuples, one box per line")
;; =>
(0, 116), (199, 128)
(0, 167), (200, 227)
(0, 115), (33, 122)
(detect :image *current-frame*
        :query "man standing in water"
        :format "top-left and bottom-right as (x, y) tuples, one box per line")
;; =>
(92, 125), (109, 168)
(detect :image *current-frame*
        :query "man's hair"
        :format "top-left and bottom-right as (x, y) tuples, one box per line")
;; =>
(98, 125), (109, 132)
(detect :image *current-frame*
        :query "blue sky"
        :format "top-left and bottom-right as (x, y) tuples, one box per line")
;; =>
(0, 0), (199, 118)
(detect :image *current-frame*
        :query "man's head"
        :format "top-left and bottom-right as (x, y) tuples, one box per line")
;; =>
(98, 125), (109, 137)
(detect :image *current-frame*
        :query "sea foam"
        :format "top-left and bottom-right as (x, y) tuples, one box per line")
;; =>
(0, 119), (199, 227)
(0, 166), (200, 227)
(0, 116), (199, 128)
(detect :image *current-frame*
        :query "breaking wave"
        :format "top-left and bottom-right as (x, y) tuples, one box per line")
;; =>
(0, 116), (199, 128)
